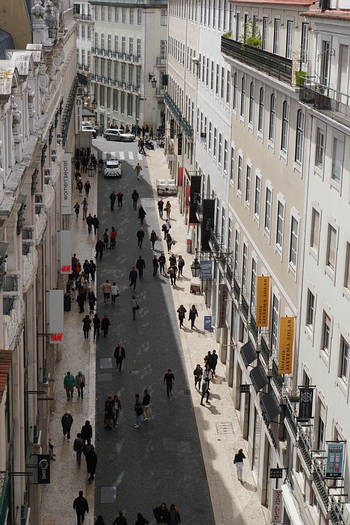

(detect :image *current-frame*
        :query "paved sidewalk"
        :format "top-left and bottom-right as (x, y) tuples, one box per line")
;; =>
(146, 149), (270, 525)
(40, 169), (97, 525)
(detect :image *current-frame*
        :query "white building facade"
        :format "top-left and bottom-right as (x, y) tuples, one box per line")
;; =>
(74, 1), (93, 80)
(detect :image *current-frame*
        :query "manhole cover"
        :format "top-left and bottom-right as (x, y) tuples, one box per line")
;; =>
(100, 486), (117, 504)
(216, 422), (233, 435)
(97, 373), (112, 382)
(99, 358), (113, 369)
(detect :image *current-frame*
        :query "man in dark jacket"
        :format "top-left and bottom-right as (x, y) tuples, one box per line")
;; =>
(93, 314), (100, 339)
(153, 503), (170, 524)
(136, 227), (145, 248)
(61, 412), (73, 440)
(136, 256), (146, 280)
(114, 344), (126, 371)
(110, 191), (117, 211)
(89, 260), (96, 281)
(95, 238), (104, 260)
(138, 206), (146, 225)
(129, 266), (137, 291)
(82, 315), (91, 339)
(73, 490), (89, 525)
(81, 420), (93, 444)
(131, 189), (139, 210)
(92, 215), (99, 234)
(86, 214), (93, 234)
(112, 511), (127, 525)
(101, 315), (111, 337)
(86, 445), (97, 482)
(73, 433), (84, 467)
(152, 256), (159, 276)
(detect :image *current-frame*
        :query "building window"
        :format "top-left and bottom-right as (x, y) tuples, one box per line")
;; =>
(276, 200), (284, 250)
(115, 7), (119, 22)
(101, 33), (105, 49)
(101, 6), (105, 20)
(300, 23), (309, 66)
(269, 93), (276, 142)
(226, 70), (230, 104)
(273, 18), (280, 54)
(254, 175), (261, 218)
(250, 258), (257, 311)
(285, 20), (293, 59)
(224, 139), (228, 172)
(320, 40), (330, 86)
(271, 294), (279, 354)
(242, 243), (248, 296)
(306, 289), (315, 328)
(108, 6), (112, 21)
(281, 100), (289, 153)
(136, 68), (141, 87)
(122, 8), (126, 23)
(233, 72), (237, 110)
(234, 230), (240, 278)
(248, 82), (254, 124)
(326, 224), (337, 271)
(161, 9), (167, 26)
(237, 155), (242, 192)
(216, 64), (220, 95)
(120, 92), (125, 113)
(122, 37), (126, 54)
(262, 17), (268, 50)
(315, 128), (325, 168)
(113, 89), (118, 111)
(339, 337), (349, 383)
(344, 243), (350, 290)
(208, 122), (212, 150)
(137, 39), (141, 57)
(107, 34), (111, 51)
(218, 133), (222, 164)
(129, 8), (134, 24)
(240, 75), (245, 117)
(230, 146), (235, 181)
(235, 12), (240, 40)
(310, 208), (320, 252)
(264, 187), (272, 233)
(206, 58), (209, 85)
(213, 128), (217, 157)
(114, 35), (118, 51)
(295, 110), (304, 164)
(245, 164), (251, 205)
(331, 137), (344, 183)
(129, 38), (134, 55)
(321, 312), (331, 356)
(258, 87), (264, 132)
(211, 61), (214, 90)
(137, 8), (142, 24)
(221, 67), (225, 98)
(289, 216), (299, 268)
(317, 411), (325, 450)
(127, 94), (133, 115)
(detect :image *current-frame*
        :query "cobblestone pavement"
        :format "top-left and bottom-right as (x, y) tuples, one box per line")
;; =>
(40, 165), (97, 525)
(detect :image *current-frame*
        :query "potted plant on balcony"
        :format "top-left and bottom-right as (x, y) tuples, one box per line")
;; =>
(241, 18), (262, 49)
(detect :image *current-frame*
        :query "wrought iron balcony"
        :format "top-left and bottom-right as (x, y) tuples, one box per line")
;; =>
(0, 472), (9, 524)
(298, 430), (312, 471)
(74, 12), (91, 20)
(284, 398), (298, 439)
(300, 82), (350, 122)
(250, 314), (258, 342)
(221, 36), (293, 84)
(164, 93), (193, 139)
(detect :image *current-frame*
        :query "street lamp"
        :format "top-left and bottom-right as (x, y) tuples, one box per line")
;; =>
(190, 252), (200, 277)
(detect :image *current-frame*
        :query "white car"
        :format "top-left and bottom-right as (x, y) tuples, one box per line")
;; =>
(82, 125), (97, 138)
(104, 128), (135, 142)
(103, 159), (122, 178)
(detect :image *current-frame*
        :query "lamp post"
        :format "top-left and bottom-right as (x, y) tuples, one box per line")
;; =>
(190, 250), (200, 278)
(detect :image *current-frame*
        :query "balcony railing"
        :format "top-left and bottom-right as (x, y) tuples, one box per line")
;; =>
(250, 314), (258, 342)
(300, 82), (350, 122)
(0, 472), (9, 524)
(272, 360), (283, 395)
(221, 36), (293, 84)
(260, 336), (270, 367)
(164, 93), (193, 139)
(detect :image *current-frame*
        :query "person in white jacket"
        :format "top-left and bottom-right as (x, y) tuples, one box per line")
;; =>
(111, 282), (120, 304)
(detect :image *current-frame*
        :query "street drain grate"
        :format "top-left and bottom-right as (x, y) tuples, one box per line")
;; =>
(216, 422), (233, 435)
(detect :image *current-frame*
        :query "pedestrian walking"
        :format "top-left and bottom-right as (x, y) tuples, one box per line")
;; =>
(64, 371), (75, 401)
(161, 220), (168, 240)
(167, 264), (177, 286)
(136, 227), (145, 248)
(82, 198), (88, 220)
(86, 444), (97, 482)
(74, 202), (80, 219)
(89, 260), (96, 281)
(110, 191), (117, 211)
(134, 393), (143, 428)
(95, 238), (104, 260)
(138, 139), (146, 155)
(234, 448), (246, 482)
(117, 192), (123, 208)
(142, 389), (151, 421)
(95, 516), (106, 525)
(135, 514), (149, 525)
(163, 369), (175, 398)
(93, 314), (100, 339)
(103, 229), (109, 250)
(86, 213), (93, 234)
(88, 289), (96, 314)
(157, 199), (164, 218)
(84, 180), (91, 196)
(200, 380), (210, 405)
(82, 315), (91, 339)
(77, 291), (85, 313)
(158, 253), (166, 275)
(114, 343), (126, 371)
(81, 420), (93, 445)
(150, 229), (157, 250)
(169, 504), (181, 525)
(102, 279), (112, 303)
(193, 364), (203, 390)
(112, 395), (122, 427)
(61, 412), (73, 439)
(111, 282), (120, 304)
(177, 255), (185, 276)
(153, 504), (170, 524)
(152, 256), (159, 276)
(203, 364), (213, 387)
(164, 201), (171, 219)
(166, 232), (173, 252)
(211, 349), (218, 376)
(101, 315), (111, 337)
(188, 305), (198, 329)
(136, 256), (146, 280)
(112, 511), (127, 525)
(135, 162), (142, 180)
(110, 227), (117, 249)
(77, 179), (83, 194)
(204, 350), (212, 368)
(104, 396), (114, 429)
(131, 189), (139, 210)
(177, 305), (186, 329)
(73, 491), (89, 525)
(131, 294), (139, 320)
(73, 433), (84, 467)
(75, 371), (86, 399)
(92, 215), (99, 234)
(138, 205), (146, 225)
(129, 266), (138, 290)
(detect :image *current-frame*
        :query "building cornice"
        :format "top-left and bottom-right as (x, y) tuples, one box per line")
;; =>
(89, 0), (167, 6)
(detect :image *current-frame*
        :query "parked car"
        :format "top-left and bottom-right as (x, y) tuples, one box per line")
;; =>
(104, 128), (135, 142)
(103, 159), (122, 178)
(82, 125), (97, 139)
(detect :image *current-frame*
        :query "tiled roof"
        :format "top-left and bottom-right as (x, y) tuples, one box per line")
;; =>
(229, 0), (316, 5)
(302, 9), (350, 19)
(0, 350), (12, 404)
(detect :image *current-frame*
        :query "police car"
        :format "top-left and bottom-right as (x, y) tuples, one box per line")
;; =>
(103, 159), (122, 178)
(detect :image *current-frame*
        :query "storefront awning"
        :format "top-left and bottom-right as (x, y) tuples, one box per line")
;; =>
(260, 392), (280, 422)
(250, 365), (268, 392)
(240, 340), (257, 367)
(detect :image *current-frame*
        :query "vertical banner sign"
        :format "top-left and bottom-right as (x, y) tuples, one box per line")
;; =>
(326, 442), (344, 478)
(271, 489), (283, 524)
(37, 454), (50, 484)
(185, 185), (190, 207)
(177, 167), (184, 186)
(298, 388), (314, 420)
(201, 199), (215, 252)
(278, 317), (294, 374)
(256, 276), (270, 327)
(218, 284), (227, 328)
(61, 153), (71, 214)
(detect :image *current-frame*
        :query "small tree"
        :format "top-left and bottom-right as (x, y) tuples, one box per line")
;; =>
(240, 17), (261, 48)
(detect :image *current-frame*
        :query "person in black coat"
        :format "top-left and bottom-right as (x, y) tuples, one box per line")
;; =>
(81, 420), (93, 444)
(86, 214), (93, 234)
(136, 228), (145, 248)
(153, 503), (170, 524)
(131, 190), (139, 210)
(112, 511), (127, 525)
(166, 233), (173, 253)
(138, 206), (146, 225)
(77, 293), (85, 313)
(135, 514), (149, 525)
(89, 260), (96, 281)
(73, 491), (89, 525)
(61, 412), (73, 439)
(95, 239), (104, 260)
(92, 215), (99, 234)
(152, 256), (159, 276)
(136, 256), (146, 280)
(93, 314), (100, 339)
(129, 266), (138, 291)
(82, 315), (91, 339)
(101, 316), (110, 337)
(188, 305), (198, 329)
(110, 191), (116, 211)
(114, 344), (126, 371)
(86, 445), (97, 482)
(88, 290), (96, 313)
